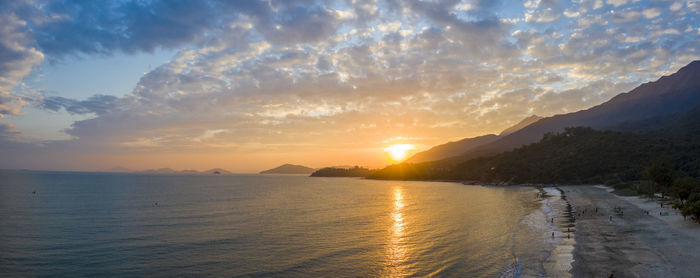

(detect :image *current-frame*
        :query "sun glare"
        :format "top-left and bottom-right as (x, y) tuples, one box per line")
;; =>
(384, 144), (415, 162)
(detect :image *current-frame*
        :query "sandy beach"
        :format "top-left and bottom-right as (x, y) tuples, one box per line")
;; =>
(561, 185), (700, 278)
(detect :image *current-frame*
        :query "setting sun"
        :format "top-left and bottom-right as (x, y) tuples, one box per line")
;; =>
(384, 144), (416, 163)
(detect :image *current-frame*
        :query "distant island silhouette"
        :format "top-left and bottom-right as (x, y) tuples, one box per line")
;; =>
(260, 164), (316, 174)
(107, 167), (232, 175)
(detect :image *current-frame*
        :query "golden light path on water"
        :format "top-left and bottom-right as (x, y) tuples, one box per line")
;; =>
(387, 186), (408, 276)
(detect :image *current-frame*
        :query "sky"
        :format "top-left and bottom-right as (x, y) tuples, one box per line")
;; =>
(0, 0), (699, 172)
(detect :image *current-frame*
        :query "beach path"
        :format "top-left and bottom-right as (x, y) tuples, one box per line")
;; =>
(561, 185), (700, 278)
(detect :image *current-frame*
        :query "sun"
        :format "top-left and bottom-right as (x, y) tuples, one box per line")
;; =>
(384, 144), (416, 163)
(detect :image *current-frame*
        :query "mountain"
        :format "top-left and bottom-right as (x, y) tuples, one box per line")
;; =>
(405, 115), (541, 163)
(406, 134), (499, 163)
(142, 168), (177, 174)
(451, 60), (700, 161)
(499, 115), (543, 136)
(203, 168), (232, 175)
(260, 164), (316, 174)
(459, 102), (700, 183)
(138, 168), (232, 174)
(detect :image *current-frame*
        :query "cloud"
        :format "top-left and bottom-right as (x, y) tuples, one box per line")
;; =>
(642, 7), (661, 19)
(0, 0), (699, 170)
(669, 2), (683, 11)
(0, 4), (44, 118)
(31, 0), (222, 56)
(31, 1), (700, 141)
(606, 0), (631, 7)
(40, 94), (120, 115)
(524, 0), (565, 23)
(0, 122), (20, 141)
(254, 5), (342, 45)
(26, 0), (351, 57)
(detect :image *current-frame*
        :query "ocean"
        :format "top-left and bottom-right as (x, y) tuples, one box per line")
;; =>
(0, 170), (572, 277)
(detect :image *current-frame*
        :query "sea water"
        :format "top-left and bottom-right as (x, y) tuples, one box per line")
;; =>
(0, 170), (571, 277)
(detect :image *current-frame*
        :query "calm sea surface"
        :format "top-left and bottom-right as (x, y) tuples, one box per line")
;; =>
(0, 171), (563, 277)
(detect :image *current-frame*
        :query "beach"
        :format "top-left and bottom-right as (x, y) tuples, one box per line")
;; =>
(561, 185), (700, 277)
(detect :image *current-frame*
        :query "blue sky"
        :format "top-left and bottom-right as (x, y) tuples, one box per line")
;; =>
(11, 50), (176, 139)
(0, 0), (698, 172)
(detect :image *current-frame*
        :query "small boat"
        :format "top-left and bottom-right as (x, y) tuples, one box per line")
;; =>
(498, 257), (522, 278)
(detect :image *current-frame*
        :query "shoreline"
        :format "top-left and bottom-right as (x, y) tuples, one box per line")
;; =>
(561, 185), (700, 277)
(538, 187), (576, 277)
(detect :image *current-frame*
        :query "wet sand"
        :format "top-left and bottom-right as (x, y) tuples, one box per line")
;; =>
(541, 187), (576, 278)
(561, 185), (700, 278)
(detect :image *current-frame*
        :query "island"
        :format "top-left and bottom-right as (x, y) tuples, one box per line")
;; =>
(114, 168), (233, 175)
(259, 164), (316, 174)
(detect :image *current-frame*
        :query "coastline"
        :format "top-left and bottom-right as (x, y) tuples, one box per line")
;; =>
(538, 187), (576, 278)
(561, 185), (700, 277)
(318, 178), (700, 277)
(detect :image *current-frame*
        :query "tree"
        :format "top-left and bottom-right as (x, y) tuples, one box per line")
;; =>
(644, 161), (674, 199)
(674, 177), (697, 205)
(681, 192), (700, 221)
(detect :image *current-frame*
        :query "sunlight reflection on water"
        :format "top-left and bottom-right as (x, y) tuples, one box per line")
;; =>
(387, 186), (408, 276)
